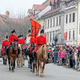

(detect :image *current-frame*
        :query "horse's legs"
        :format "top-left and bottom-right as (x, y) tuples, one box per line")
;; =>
(13, 60), (15, 69)
(42, 60), (46, 77)
(33, 63), (35, 73)
(21, 57), (24, 67)
(30, 58), (32, 71)
(39, 60), (43, 77)
(11, 58), (14, 72)
(8, 57), (11, 71)
(35, 62), (39, 76)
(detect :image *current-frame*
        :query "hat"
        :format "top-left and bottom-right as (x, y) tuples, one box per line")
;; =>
(6, 36), (8, 38)
(18, 35), (21, 38)
(40, 29), (44, 33)
(11, 29), (15, 33)
(28, 30), (31, 33)
(21, 34), (23, 37)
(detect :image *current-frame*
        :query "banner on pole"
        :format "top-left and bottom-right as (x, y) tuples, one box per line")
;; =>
(30, 19), (41, 44)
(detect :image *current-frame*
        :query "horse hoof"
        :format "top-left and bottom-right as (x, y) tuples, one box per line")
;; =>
(30, 69), (32, 72)
(18, 66), (20, 68)
(36, 73), (39, 76)
(12, 70), (14, 72)
(10, 66), (12, 70)
(40, 73), (44, 77)
(9, 68), (11, 71)
(33, 72), (35, 73)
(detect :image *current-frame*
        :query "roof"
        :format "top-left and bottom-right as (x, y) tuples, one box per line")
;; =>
(67, 1), (77, 7)
(44, 7), (61, 16)
(25, 13), (38, 20)
(33, 4), (46, 11)
(11, 18), (24, 23)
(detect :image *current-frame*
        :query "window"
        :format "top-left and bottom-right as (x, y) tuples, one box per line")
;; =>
(48, 19), (49, 28)
(53, 32), (54, 40)
(73, 13), (75, 22)
(66, 15), (68, 24)
(69, 14), (71, 23)
(79, 23), (80, 34)
(34, 10), (35, 15)
(45, 20), (46, 29)
(47, 33), (49, 43)
(59, 16), (61, 26)
(73, 30), (75, 40)
(56, 17), (58, 26)
(50, 32), (52, 42)
(69, 31), (71, 40)
(53, 18), (55, 27)
(50, 18), (52, 28)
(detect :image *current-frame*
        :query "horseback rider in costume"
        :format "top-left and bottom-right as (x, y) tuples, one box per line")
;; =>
(26, 30), (32, 68)
(34, 29), (47, 59)
(26, 30), (31, 47)
(18, 35), (26, 55)
(2, 36), (10, 64)
(8, 29), (20, 56)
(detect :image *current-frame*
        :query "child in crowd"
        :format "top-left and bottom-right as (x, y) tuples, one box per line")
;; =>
(59, 47), (65, 66)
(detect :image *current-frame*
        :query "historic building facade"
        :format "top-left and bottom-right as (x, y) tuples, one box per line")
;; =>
(77, 0), (80, 45)
(64, 1), (77, 46)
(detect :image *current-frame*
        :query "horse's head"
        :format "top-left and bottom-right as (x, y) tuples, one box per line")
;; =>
(13, 39), (18, 51)
(42, 45), (48, 60)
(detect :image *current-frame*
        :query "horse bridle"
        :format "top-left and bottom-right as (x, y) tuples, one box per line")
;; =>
(13, 43), (18, 51)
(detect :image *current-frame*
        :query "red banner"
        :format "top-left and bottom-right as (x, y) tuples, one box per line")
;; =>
(30, 19), (41, 44)
(64, 33), (67, 41)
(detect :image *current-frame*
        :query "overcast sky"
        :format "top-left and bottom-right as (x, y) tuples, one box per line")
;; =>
(0, 0), (46, 18)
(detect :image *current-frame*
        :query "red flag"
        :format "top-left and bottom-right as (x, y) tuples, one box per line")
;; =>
(64, 33), (67, 41)
(30, 19), (41, 44)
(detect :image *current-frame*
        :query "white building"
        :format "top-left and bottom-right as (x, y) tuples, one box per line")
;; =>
(64, 1), (77, 46)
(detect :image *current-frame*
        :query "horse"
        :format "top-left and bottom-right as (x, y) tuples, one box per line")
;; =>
(17, 44), (26, 68)
(35, 45), (48, 77)
(8, 40), (18, 72)
(17, 49), (23, 68)
(27, 44), (35, 72)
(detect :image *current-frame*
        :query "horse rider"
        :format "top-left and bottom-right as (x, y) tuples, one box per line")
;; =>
(26, 30), (31, 47)
(18, 35), (25, 49)
(18, 35), (26, 54)
(8, 29), (20, 55)
(9, 29), (18, 44)
(26, 30), (32, 68)
(34, 29), (47, 59)
(2, 36), (10, 64)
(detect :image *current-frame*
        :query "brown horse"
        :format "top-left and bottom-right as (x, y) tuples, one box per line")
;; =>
(35, 45), (48, 77)
(8, 40), (18, 72)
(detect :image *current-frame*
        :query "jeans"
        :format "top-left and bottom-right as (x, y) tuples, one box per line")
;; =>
(54, 56), (58, 63)
(72, 60), (75, 67)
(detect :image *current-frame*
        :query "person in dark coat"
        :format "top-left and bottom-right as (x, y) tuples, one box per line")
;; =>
(53, 45), (59, 63)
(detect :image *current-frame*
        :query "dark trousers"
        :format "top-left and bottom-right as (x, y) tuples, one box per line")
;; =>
(54, 56), (58, 63)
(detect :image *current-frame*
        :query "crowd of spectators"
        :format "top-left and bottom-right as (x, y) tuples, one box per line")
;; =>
(47, 43), (80, 71)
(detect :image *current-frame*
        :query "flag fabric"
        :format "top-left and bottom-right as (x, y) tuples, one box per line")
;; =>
(30, 19), (41, 44)
(64, 33), (67, 41)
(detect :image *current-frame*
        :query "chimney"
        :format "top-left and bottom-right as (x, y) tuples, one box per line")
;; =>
(6, 11), (9, 17)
